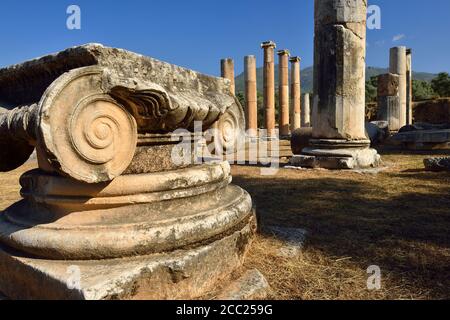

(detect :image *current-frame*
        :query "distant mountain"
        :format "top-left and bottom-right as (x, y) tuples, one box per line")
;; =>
(235, 65), (437, 94)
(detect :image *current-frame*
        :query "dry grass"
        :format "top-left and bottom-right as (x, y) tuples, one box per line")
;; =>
(234, 148), (450, 300)
(0, 150), (449, 300)
(0, 162), (36, 210)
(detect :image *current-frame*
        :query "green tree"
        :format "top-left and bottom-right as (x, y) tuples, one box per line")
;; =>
(235, 91), (245, 107)
(431, 72), (450, 97)
(412, 80), (436, 101)
(365, 76), (378, 103)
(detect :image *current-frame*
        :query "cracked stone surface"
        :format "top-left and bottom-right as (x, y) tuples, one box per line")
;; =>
(312, 0), (367, 140)
(266, 226), (307, 258)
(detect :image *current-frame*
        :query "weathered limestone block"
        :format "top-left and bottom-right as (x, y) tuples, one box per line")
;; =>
(0, 44), (245, 183)
(377, 73), (399, 97)
(0, 45), (259, 300)
(0, 162), (257, 300)
(391, 127), (450, 150)
(291, 0), (380, 169)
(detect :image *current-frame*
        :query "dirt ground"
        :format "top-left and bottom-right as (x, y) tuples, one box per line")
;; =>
(0, 148), (449, 300)
(235, 149), (450, 300)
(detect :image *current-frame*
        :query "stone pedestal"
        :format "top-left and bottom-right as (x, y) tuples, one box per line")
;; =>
(390, 46), (407, 128)
(290, 57), (301, 131)
(221, 58), (235, 95)
(261, 41), (277, 137)
(0, 44), (259, 300)
(278, 50), (290, 137)
(0, 163), (256, 300)
(245, 55), (258, 136)
(291, 0), (380, 169)
(301, 93), (311, 127)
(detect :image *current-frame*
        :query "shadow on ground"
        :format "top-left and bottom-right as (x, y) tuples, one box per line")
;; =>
(233, 168), (450, 299)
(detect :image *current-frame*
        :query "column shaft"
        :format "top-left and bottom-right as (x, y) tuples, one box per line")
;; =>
(261, 41), (276, 137)
(389, 47), (407, 128)
(312, 0), (367, 140)
(406, 49), (413, 125)
(301, 93), (310, 127)
(278, 50), (290, 136)
(244, 55), (258, 135)
(290, 57), (301, 131)
(221, 58), (235, 95)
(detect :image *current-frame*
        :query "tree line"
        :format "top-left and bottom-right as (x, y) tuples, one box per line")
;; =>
(366, 72), (450, 102)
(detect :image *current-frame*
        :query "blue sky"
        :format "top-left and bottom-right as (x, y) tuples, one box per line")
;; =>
(0, 0), (449, 76)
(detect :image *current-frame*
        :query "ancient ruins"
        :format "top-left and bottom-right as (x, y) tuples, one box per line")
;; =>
(0, 0), (449, 301)
(0, 44), (260, 299)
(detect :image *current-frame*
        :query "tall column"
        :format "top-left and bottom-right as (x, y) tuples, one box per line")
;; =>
(389, 47), (407, 128)
(221, 58), (235, 95)
(261, 41), (276, 137)
(301, 93), (310, 127)
(406, 48), (413, 125)
(244, 55), (258, 136)
(278, 50), (290, 136)
(290, 56), (301, 131)
(290, 0), (380, 169)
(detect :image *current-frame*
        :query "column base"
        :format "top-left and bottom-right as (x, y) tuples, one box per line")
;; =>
(0, 162), (258, 300)
(0, 221), (255, 300)
(290, 139), (381, 170)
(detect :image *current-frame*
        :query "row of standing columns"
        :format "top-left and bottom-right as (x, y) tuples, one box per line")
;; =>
(221, 42), (310, 138)
(221, 0), (380, 170)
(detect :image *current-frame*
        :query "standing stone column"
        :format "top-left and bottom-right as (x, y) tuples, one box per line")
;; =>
(290, 56), (301, 131)
(390, 47), (407, 128)
(261, 41), (277, 137)
(221, 58), (235, 95)
(377, 73), (400, 132)
(278, 50), (290, 136)
(301, 93), (311, 127)
(244, 55), (258, 136)
(406, 48), (413, 125)
(291, 0), (380, 169)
